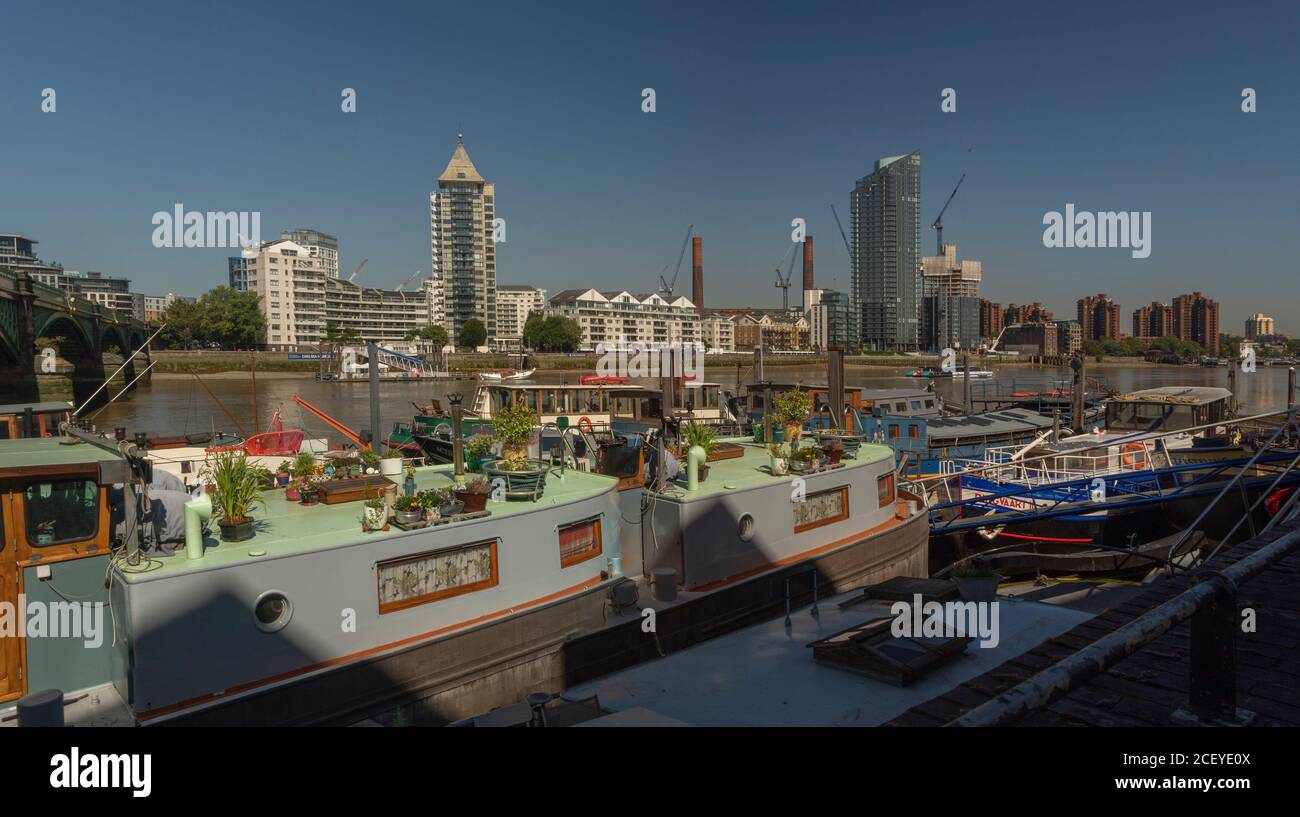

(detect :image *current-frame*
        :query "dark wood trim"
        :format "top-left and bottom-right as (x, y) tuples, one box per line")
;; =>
(878, 473), (896, 508)
(8, 478), (110, 564)
(558, 517), (602, 568)
(376, 539), (500, 615)
(793, 485), (850, 533)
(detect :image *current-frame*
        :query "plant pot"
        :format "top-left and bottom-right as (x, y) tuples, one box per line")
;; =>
(769, 456), (787, 476)
(955, 574), (1003, 603)
(822, 447), (843, 465)
(380, 457), (403, 477)
(483, 460), (548, 501)
(438, 499), (465, 517)
(395, 508), (423, 526)
(218, 518), (255, 542)
(364, 505), (386, 529)
(275, 474), (290, 487)
(285, 486), (301, 501)
(455, 490), (489, 513)
(299, 489), (319, 506)
(697, 463), (710, 482)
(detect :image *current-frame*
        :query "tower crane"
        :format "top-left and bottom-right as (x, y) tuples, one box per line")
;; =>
(774, 243), (798, 311)
(657, 225), (694, 297)
(930, 174), (966, 254)
(347, 258), (369, 283)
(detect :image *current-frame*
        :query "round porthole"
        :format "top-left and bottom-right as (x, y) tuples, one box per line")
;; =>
(253, 590), (292, 633)
(738, 513), (756, 542)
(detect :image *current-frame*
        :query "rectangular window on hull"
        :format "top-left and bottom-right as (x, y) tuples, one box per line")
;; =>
(878, 474), (895, 508)
(559, 517), (602, 568)
(25, 479), (98, 546)
(376, 540), (499, 613)
(793, 486), (850, 533)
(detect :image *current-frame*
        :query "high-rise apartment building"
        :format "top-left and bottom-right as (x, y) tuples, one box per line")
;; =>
(1133, 301), (1173, 338)
(1172, 292), (1220, 355)
(1004, 302), (1053, 326)
(280, 229), (339, 279)
(1245, 312), (1275, 340)
(851, 151), (921, 351)
(979, 299), (1004, 341)
(921, 243), (981, 351)
(1077, 293), (1122, 341)
(431, 136), (496, 347)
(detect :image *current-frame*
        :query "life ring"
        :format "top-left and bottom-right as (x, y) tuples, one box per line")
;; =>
(1121, 442), (1144, 467)
(577, 416), (594, 433)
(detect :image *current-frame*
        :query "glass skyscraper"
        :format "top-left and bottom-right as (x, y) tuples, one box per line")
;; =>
(850, 152), (922, 351)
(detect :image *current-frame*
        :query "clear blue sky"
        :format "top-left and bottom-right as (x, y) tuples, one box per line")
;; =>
(2, 0), (1297, 332)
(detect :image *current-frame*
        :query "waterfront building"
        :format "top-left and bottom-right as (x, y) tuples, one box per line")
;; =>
(698, 310), (736, 353)
(496, 285), (546, 350)
(280, 229), (340, 279)
(1053, 319), (1082, 356)
(0, 234), (65, 280)
(1171, 292), (1221, 355)
(431, 136), (497, 347)
(1004, 302), (1053, 326)
(1077, 293), (1122, 341)
(546, 289), (701, 350)
(1133, 301), (1173, 339)
(851, 151), (922, 351)
(979, 299), (1004, 342)
(143, 293), (195, 323)
(921, 243), (981, 351)
(1245, 312), (1276, 340)
(1000, 322), (1058, 357)
(728, 310), (810, 352)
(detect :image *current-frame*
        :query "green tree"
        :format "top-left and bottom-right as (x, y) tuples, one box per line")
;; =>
(405, 324), (448, 347)
(323, 321), (362, 345)
(460, 318), (487, 349)
(521, 311), (546, 349)
(155, 298), (205, 349)
(533, 316), (582, 352)
(199, 287), (265, 349)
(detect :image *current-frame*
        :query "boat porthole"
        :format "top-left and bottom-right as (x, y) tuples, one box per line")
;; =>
(738, 514), (756, 542)
(253, 590), (292, 633)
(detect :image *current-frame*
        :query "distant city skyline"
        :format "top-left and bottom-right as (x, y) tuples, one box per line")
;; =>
(2, 1), (1298, 332)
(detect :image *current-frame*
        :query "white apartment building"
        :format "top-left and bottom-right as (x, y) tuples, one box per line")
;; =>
(143, 292), (195, 323)
(280, 228), (340, 278)
(699, 311), (735, 352)
(547, 289), (703, 350)
(431, 136), (497, 346)
(496, 285), (547, 345)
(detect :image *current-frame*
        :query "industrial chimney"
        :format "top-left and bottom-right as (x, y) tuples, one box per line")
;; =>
(692, 237), (704, 308)
(802, 235), (814, 293)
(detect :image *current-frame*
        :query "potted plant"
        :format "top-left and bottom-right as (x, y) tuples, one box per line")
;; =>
(274, 460), (291, 488)
(789, 443), (823, 474)
(393, 494), (424, 526)
(359, 450), (381, 474)
(380, 448), (404, 476)
(416, 489), (441, 523)
(767, 443), (788, 476)
(821, 436), (845, 465)
(436, 487), (464, 518)
(209, 450), (264, 542)
(363, 493), (386, 530)
(454, 477), (492, 513)
(465, 434), (495, 472)
(299, 479), (320, 506)
(773, 389), (811, 443)
(484, 403), (548, 500)
(285, 477), (303, 502)
(952, 558), (1003, 603)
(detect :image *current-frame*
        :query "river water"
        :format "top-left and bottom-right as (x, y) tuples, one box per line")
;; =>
(86, 363), (1291, 441)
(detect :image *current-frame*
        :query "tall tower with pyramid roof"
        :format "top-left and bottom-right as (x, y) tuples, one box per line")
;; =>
(430, 134), (497, 346)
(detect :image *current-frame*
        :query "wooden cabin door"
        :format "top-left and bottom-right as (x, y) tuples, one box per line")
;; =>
(0, 490), (22, 702)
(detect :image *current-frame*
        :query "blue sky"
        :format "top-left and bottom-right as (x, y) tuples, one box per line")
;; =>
(2, 0), (1297, 331)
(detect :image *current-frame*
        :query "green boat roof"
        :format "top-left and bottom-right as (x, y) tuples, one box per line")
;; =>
(0, 436), (126, 469)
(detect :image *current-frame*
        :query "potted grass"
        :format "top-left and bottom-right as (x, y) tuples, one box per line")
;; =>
(679, 421), (717, 481)
(286, 452), (317, 500)
(380, 448), (404, 477)
(454, 477), (492, 513)
(209, 450), (265, 542)
(952, 557), (1003, 603)
(483, 402), (547, 500)
(465, 434), (494, 472)
(393, 494), (424, 526)
(773, 388), (811, 444)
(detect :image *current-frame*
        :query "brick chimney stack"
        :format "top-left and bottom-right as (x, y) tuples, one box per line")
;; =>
(802, 235), (814, 292)
(692, 237), (704, 308)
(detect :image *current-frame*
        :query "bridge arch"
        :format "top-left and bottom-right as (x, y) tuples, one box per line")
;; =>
(36, 314), (106, 410)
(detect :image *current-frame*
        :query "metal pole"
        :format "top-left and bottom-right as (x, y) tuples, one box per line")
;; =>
(962, 352), (971, 417)
(828, 347), (845, 430)
(1071, 355), (1085, 433)
(1289, 367), (1296, 411)
(368, 341), (380, 451)
(450, 393), (465, 484)
(761, 381), (774, 446)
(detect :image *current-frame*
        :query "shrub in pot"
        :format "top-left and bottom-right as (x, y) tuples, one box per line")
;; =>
(359, 450), (381, 475)
(465, 434), (494, 472)
(274, 460), (292, 488)
(952, 557), (1003, 603)
(454, 477), (492, 513)
(299, 481), (320, 506)
(492, 402), (537, 469)
(363, 494), (386, 530)
(393, 494), (424, 525)
(822, 436), (845, 465)
(207, 450), (265, 542)
(773, 389), (810, 443)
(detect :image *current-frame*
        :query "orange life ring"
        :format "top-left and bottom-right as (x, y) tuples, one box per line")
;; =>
(578, 416), (594, 433)
(1121, 442), (1144, 467)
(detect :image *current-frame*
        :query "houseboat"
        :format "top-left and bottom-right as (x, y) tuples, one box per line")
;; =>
(0, 423), (928, 726)
(740, 384), (944, 434)
(0, 400), (72, 439)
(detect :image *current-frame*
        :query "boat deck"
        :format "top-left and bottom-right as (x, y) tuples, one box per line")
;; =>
(653, 437), (896, 503)
(117, 462), (620, 582)
(564, 589), (1092, 726)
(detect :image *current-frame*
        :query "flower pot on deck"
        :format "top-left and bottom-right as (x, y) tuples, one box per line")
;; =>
(483, 461), (548, 501)
(955, 574), (1003, 604)
(454, 490), (489, 513)
(380, 457), (403, 477)
(218, 518), (255, 542)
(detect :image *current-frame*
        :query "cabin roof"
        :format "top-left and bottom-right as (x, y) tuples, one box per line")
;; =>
(0, 401), (73, 414)
(1111, 386), (1232, 404)
(488, 381), (718, 390)
(925, 409), (1055, 436)
(0, 436), (125, 469)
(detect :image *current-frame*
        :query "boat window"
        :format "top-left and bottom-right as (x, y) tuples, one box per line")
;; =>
(540, 390), (556, 414)
(908, 425), (921, 439)
(377, 540), (499, 613)
(878, 473), (895, 508)
(888, 424), (900, 440)
(558, 517), (602, 568)
(924, 400), (935, 409)
(614, 396), (633, 418)
(751, 394), (765, 410)
(25, 479), (98, 546)
(911, 401), (921, 410)
(554, 389), (571, 413)
(895, 402), (907, 412)
(593, 390), (607, 412)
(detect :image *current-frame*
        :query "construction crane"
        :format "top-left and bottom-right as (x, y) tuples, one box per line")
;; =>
(831, 204), (852, 257)
(774, 243), (798, 311)
(930, 174), (966, 254)
(657, 225), (694, 297)
(347, 258), (369, 283)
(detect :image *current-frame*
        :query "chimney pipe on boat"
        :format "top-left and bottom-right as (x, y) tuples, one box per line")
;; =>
(686, 445), (705, 491)
(828, 347), (845, 430)
(185, 492), (212, 560)
(450, 393), (465, 484)
(1071, 355), (1085, 433)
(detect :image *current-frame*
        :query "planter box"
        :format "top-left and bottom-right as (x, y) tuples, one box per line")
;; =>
(483, 461), (549, 501)
(455, 490), (489, 513)
(317, 476), (396, 505)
